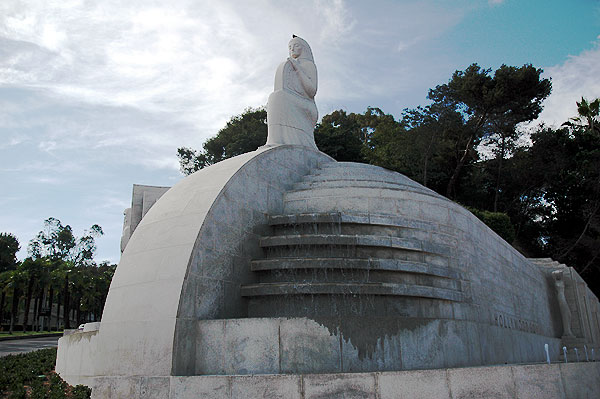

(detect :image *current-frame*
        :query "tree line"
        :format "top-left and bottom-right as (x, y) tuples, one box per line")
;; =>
(0, 218), (115, 333)
(177, 63), (600, 295)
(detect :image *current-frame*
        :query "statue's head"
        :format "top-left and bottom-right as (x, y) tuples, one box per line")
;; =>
(289, 35), (314, 62)
(552, 269), (564, 281)
(123, 207), (131, 225)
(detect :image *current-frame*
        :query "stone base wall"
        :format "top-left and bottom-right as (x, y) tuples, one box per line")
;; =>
(56, 330), (100, 387)
(87, 362), (600, 399)
(194, 317), (561, 375)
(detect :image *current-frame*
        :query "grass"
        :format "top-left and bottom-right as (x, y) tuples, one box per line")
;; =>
(0, 331), (64, 339)
(0, 348), (90, 398)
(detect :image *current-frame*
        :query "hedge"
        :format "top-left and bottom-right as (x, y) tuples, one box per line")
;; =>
(0, 348), (90, 398)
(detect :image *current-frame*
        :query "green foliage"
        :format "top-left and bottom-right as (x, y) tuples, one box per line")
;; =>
(314, 107), (401, 164)
(0, 233), (20, 273)
(177, 107), (267, 174)
(28, 218), (103, 267)
(70, 385), (92, 399)
(425, 63), (551, 199)
(172, 65), (599, 294)
(0, 349), (57, 395)
(0, 348), (91, 398)
(466, 207), (516, 243)
(1, 218), (114, 333)
(314, 110), (365, 162)
(178, 106), (401, 174)
(563, 97), (600, 134)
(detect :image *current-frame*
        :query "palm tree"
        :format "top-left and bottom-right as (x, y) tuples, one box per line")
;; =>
(577, 97), (600, 133)
(20, 258), (47, 332)
(563, 97), (600, 134)
(0, 270), (12, 328)
(6, 269), (27, 333)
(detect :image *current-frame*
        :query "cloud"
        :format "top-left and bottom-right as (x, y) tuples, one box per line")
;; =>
(0, 0), (468, 126)
(0, 0), (528, 264)
(535, 39), (600, 127)
(489, 0), (505, 5)
(0, 1), (356, 130)
(30, 175), (63, 184)
(0, 134), (28, 149)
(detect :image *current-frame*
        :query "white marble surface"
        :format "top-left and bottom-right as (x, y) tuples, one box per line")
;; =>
(266, 36), (318, 149)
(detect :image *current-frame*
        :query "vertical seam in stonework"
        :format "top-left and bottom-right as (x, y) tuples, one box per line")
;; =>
(558, 364), (568, 399)
(227, 376), (232, 399)
(509, 366), (517, 398)
(445, 368), (453, 399)
(299, 374), (305, 399)
(278, 323), (282, 373)
(339, 327), (344, 372)
(222, 320), (227, 375)
(374, 372), (380, 399)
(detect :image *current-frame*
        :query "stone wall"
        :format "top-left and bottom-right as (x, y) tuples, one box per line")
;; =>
(194, 317), (558, 375)
(88, 362), (600, 399)
(57, 145), (332, 381)
(56, 145), (600, 395)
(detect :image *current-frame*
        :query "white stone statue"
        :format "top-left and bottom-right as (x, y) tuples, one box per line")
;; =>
(120, 208), (132, 253)
(266, 35), (318, 149)
(552, 270), (574, 337)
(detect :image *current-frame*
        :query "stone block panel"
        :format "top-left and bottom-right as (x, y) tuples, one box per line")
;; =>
(303, 373), (377, 399)
(379, 369), (450, 399)
(86, 362), (600, 398)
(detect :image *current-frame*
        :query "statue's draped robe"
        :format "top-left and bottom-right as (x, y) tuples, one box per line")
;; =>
(266, 57), (318, 148)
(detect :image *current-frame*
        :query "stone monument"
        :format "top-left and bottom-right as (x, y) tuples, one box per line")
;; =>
(119, 184), (170, 253)
(265, 35), (318, 149)
(553, 269), (574, 337)
(57, 36), (600, 398)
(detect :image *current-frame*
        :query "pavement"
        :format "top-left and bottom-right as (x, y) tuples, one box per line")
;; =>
(0, 336), (60, 357)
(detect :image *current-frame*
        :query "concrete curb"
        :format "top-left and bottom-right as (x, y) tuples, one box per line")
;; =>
(0, 332), (64, 342)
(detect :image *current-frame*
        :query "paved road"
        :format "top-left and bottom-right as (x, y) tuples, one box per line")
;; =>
(0, 336), (60, 357)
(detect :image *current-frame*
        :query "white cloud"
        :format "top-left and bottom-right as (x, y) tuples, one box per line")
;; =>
(6, 0), (585, 264)
(0, 0), (467, 127)
(535, 39), (600, 127)
(30, 175), (63, 184)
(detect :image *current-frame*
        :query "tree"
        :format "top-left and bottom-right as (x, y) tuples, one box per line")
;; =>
(489, 118), (600, 293)
(177, 107), (267, 175)
(427, 63), (551, 199)
(314, 110), (365, 162)
(0, 233), (20, 273)
(563, 97), (600, 135)
(5, 268), (27, 333)
(28, 218), (104, 329)
(0, 270), (12, 330)
(19, 258), (47, 332)
(28, 218), (103, 267)
(381, 104), (468, 193)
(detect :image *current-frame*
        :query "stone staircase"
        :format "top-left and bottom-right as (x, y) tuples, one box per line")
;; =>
(241, 162), (465, 319)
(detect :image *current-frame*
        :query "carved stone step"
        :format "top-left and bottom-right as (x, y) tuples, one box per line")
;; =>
(240, 281), (464, 302)
(292, 179), (425, 192)
(251, 257), (460, 279)
(259, 234), (452, 257)
(260, 234), (422, 251)
(268, 212), (440, 232)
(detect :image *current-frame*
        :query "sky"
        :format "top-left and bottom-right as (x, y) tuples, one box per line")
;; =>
(1, 0), (599, 264)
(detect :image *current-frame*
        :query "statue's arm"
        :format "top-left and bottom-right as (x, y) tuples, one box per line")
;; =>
(290, 59), (317, 98)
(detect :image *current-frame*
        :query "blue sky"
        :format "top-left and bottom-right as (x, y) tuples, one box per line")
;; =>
(1, 0), (599, 264)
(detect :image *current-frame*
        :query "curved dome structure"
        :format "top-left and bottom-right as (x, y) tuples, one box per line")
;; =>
(57, 145), (600, 396)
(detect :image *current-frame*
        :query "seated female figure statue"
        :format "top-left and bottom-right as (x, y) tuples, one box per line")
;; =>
(265, 35), (318, 149)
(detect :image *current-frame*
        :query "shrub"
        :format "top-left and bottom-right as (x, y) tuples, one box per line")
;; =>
(466, 207), (516, 243)
(0, 348), (90, 398)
